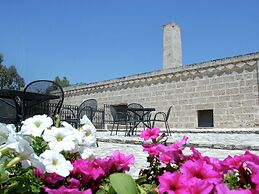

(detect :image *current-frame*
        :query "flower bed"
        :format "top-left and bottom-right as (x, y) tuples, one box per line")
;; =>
(1, 115), (259, 193)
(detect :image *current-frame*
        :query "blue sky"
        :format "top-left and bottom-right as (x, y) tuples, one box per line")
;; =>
(0, 0), (259, 85)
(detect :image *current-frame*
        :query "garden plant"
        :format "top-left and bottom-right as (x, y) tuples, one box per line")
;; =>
(0, 115), (259, 193)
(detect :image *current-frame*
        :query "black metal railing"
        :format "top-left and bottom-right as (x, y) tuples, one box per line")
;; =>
(26, 102), (106, 129)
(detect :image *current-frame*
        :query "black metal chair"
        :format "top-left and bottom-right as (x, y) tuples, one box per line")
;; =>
(78, 99), (97, 122)
(110, 105), (130, 136)
(23, 80), (64, 119)
(0, 97), (23, 129)
(151, 106), (172, 136)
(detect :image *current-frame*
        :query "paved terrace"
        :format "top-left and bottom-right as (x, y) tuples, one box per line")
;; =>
(93, 128), (259, 178)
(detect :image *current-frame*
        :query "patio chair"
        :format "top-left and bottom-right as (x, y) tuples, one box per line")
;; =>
(78, 99), (97, 122)
(110, 105), (130, 136)
(23, 80), (64, 119)
(151, 106), (172, 136)
(0, 97), (22, 126)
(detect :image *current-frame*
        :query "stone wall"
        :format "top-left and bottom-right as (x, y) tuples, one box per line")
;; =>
(63, 52), (259, 128)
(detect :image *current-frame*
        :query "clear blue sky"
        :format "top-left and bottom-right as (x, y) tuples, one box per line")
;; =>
(1, 0), (259, 85)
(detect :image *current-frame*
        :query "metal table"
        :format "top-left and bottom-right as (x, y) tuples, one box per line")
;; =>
(0, 89), (59, 101)
(0, 89), (60, 121)
(127, 107), (155, 135)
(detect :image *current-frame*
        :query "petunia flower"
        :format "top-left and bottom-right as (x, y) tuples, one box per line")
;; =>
(139, 128), (160, 141)
(158, 136), (188, 164)
(79, 147), (94, 160)
(44, 186), (92, 194)
(42, 126), (76, 152)
(107, 150), (135, 172)
(158, 172), (190, 194)
(251, 173), (259, 191)
(0, 123), (17, 146)
(244, 150), (259, 174)
(215, 183), (252, 194)
(222, 155), (246, 170)
(71, 158), (105, 184)
(44, 173), (65, 185)
(188, 178), (214, 194)
(142, 143), (160, 156)
(40, 150), (73, 177)
(5, 135), (43, 169)
(180, 159), (221, 184)
(20, 115), (53, 137)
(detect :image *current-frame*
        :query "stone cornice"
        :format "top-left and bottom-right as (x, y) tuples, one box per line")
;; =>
(64, 52), (259, 97)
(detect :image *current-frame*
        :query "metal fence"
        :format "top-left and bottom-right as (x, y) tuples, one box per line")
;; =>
(26, 102), (111, 129)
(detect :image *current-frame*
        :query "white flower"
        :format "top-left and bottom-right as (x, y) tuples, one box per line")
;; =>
(20, 115), (53, 137)
(21, 153), (44, 170)
(6, 137), (43, 169)
(42, 126), (76, 152)
(0, 123), (16, 145)
(80, 124), (96, 147)
(60, 121), (75, 131)
(7, 136), (34, 158)
(40, 150), (73, 177)
(80, 147), (94, 160)
(80, 115), (95, 129)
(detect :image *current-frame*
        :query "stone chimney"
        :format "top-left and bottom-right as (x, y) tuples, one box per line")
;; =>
(163, 23), (182, 69)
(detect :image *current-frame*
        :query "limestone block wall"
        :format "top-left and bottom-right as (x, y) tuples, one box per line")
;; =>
(63, 52), (259, 128)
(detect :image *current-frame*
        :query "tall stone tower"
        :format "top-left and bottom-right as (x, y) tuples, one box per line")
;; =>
(163, 23), (182, 69)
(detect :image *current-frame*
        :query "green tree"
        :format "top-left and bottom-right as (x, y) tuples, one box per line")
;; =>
(54, 76), (70, 87)
(0, 53), (25, 90)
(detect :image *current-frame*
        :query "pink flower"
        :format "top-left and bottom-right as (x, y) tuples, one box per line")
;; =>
(244, 150), (259, 174)
(188, 146), (203, 160)
(158, 172), (190, 194)
(158, 136), (188, 164)
(44, 173), (65, 185)
(181, 159), (221, 184)
(107, 150), (135, 172)
(34, 169), (44, 177)
(159, 148), (183, 164)
(223, 155), (245, 170)
(215, 183), (252, 194)
(188, 178), (214, 194)
(143, 143), (160, 155)
(251, 173), (259, 191)
(45, 186), (92, 194)
(72, 159), (105, 185)
(139, 128), (160, 141)
(68, 178), (81, 189)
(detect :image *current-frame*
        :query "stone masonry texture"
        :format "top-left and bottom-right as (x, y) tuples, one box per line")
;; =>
(63, 52), (259, 129)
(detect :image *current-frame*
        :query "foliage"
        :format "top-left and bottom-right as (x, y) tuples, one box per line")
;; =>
(109, 173), (138, 194)
(0, 53), (25, 90)
(136, 128), (259, 193)
(54, 76), (70, 88)
(1, 118), (259, 193)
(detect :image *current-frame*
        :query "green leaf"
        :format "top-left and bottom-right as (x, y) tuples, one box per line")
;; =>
(0, 167), (9, 184)
(96, 189), (105, 194)
(110, 173), (138, 194)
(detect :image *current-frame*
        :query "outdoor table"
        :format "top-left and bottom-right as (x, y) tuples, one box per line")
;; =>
(0, 89), (60, 121)
(0, 89), (60, 101)
(127, 107), (155, 135)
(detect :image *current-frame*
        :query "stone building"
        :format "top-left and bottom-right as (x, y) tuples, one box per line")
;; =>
(63, 23), (259, 129)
